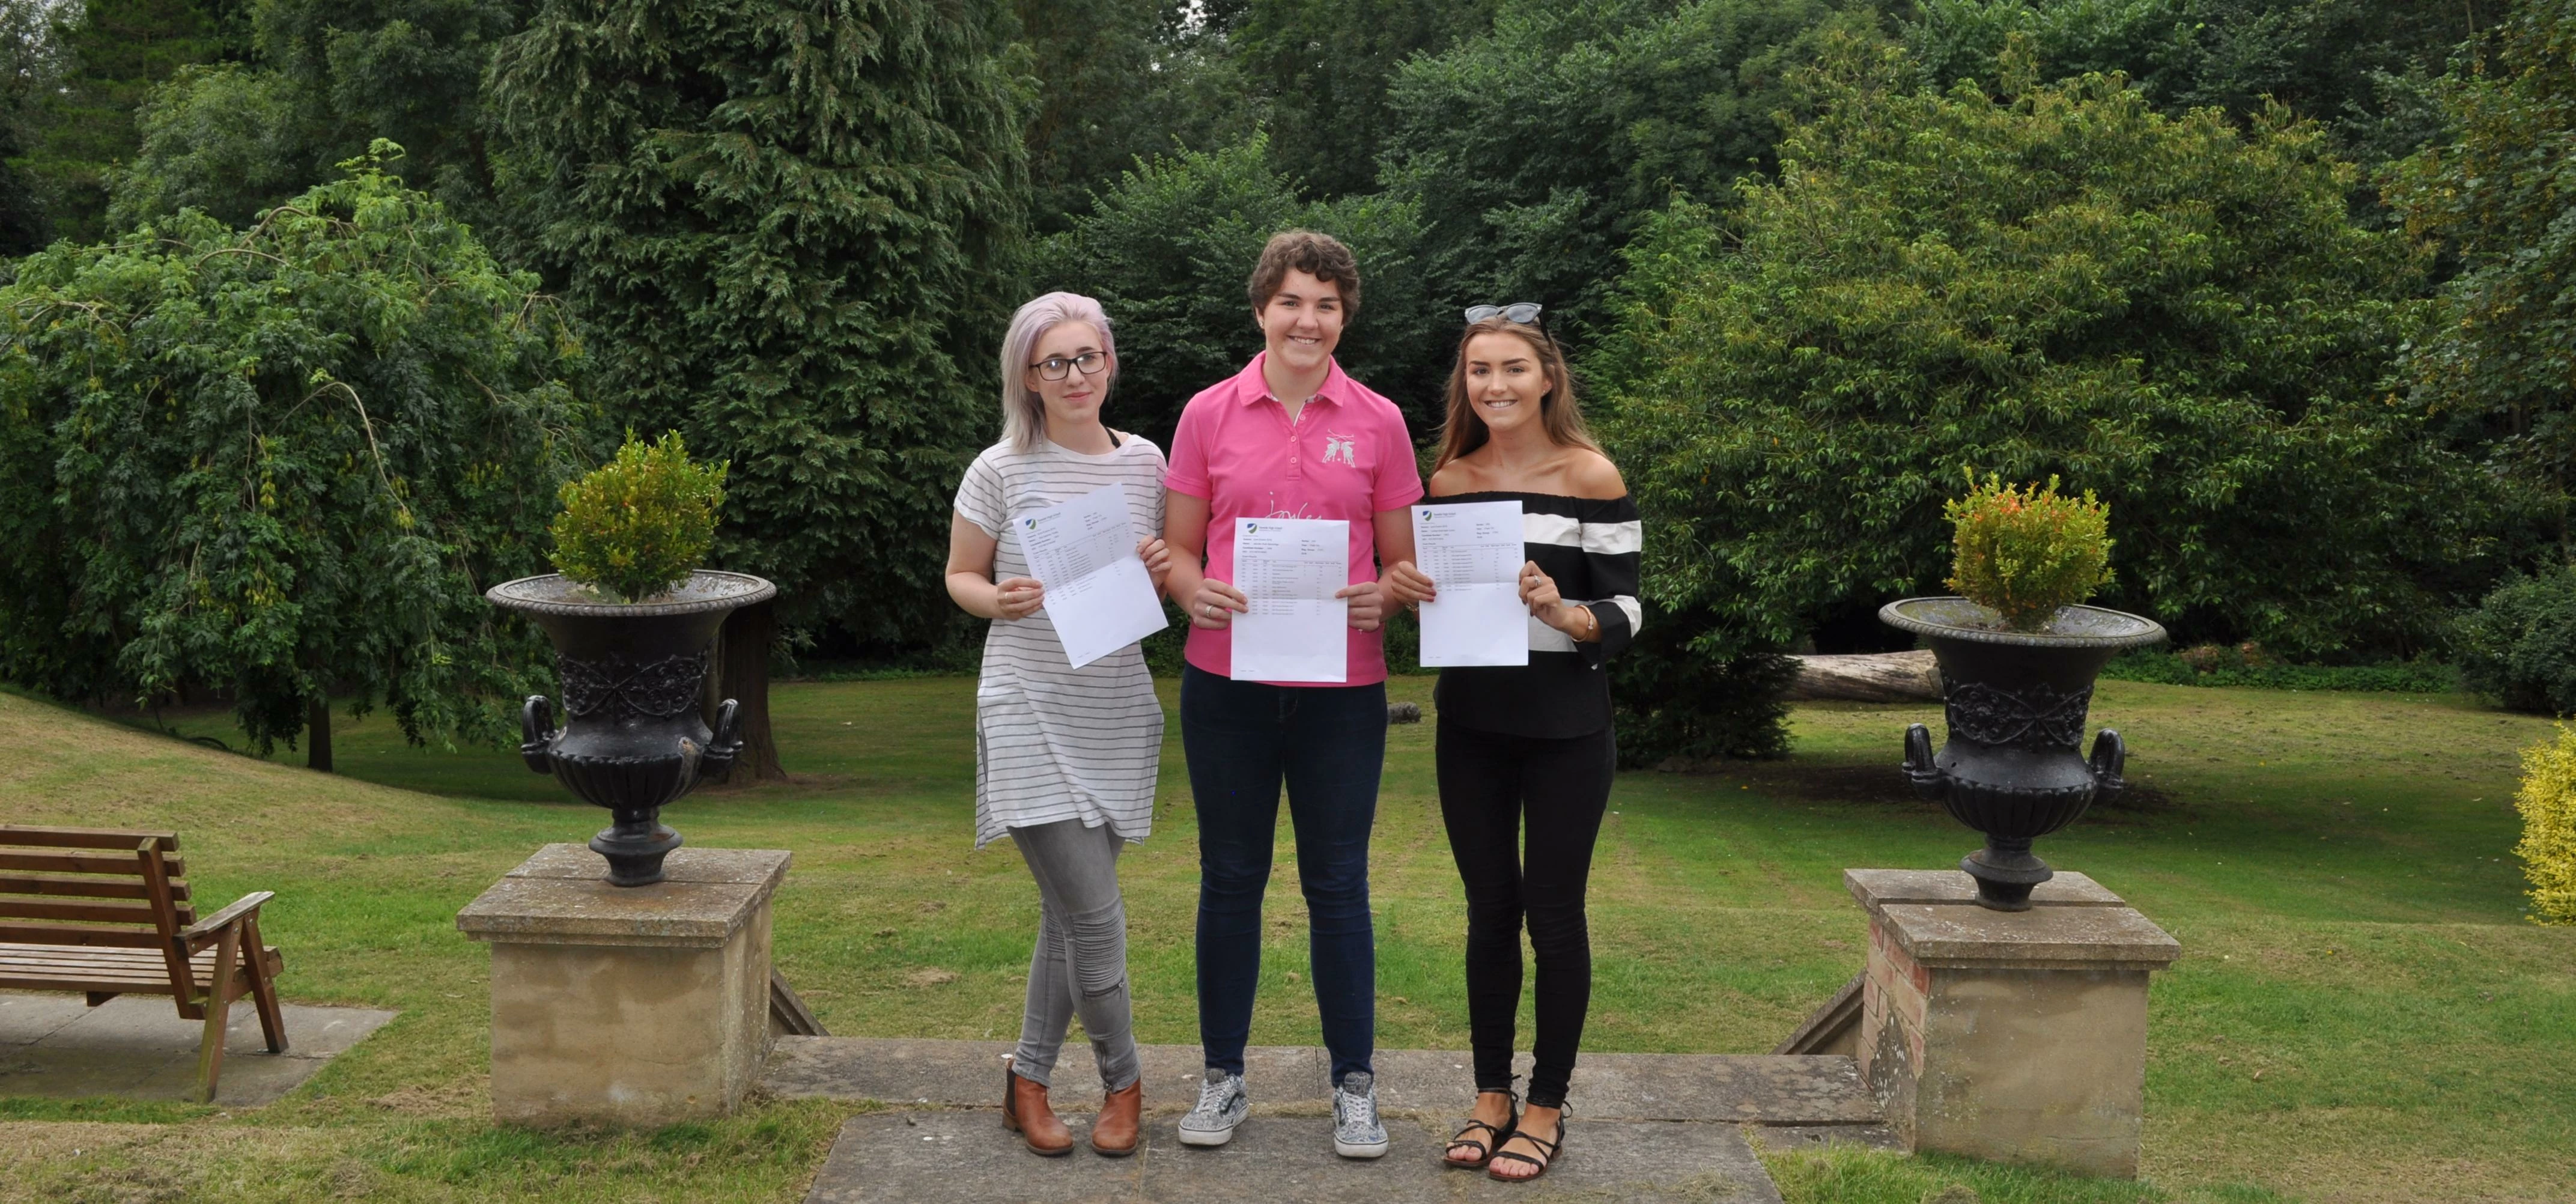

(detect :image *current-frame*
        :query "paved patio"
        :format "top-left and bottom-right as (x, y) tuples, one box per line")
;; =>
(0, 990), (396, 1106)
(772, 1036), (1898, 1203)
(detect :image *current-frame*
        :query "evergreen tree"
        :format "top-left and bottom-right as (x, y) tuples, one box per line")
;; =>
(11, 0), (244, 243)
(0, 0), (65, 254)
(1378, 0), (1876, 337)
(488, 0), (1028, 776)
(1229, 0), (1496, 198)
(109, 0), (529, 233)
(1013, 0), (1266, 233)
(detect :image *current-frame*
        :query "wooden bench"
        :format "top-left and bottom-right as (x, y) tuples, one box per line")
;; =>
(0, 824), (287, 1102)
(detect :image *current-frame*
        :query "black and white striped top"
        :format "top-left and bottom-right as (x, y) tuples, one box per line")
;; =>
(1429, 491), (1642, 740)
(953, 436), (1168, 848)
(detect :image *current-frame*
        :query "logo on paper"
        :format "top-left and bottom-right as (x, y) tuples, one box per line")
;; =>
(1244, 520), (1259, 535)
(1321, 433), (1358, 466)
(1024, 518), (1037, 531)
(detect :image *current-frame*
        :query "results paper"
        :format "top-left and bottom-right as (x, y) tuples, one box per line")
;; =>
(1412, 500), (1529, 667)
(1016, 483), (1167, 669)
(1230, 517), (1349, 683)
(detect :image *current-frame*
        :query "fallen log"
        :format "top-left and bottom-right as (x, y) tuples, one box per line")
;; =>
(1783, 650), (1942, 702)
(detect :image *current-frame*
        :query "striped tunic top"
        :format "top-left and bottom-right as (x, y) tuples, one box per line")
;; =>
(953, 436), (1168, 849)
(1429, 491), (1642, 740)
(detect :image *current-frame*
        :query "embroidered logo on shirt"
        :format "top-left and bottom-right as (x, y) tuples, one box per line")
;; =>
(1321, 433), (1358, 466)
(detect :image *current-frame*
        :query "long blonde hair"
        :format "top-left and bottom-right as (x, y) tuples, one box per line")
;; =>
(998, 292), (1117, 452)
(1432, 317), (1600, 472)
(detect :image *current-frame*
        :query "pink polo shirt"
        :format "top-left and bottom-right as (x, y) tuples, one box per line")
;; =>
(1166, 353), (1424, 686)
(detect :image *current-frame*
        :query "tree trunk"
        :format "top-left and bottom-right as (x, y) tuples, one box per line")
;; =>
(306, 696), (334, 773)
(1781, 650), (1943, 702)
(709, 598), (785, 782)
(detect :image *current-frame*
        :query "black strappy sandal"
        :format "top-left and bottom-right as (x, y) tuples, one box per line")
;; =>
(1486, 1108), (1565, 1183)
(1441, 1089), (1519, 1169)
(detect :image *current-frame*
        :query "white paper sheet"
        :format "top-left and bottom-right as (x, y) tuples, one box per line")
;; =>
(1412, 500), (1530, 667)
(1230, 517), (1349, 683)
(1016, 483), (1168, 669)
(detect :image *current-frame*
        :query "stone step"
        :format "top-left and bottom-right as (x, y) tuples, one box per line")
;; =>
(766, 1036), (1887, 1128)
(803, 1110), (1788, 1204)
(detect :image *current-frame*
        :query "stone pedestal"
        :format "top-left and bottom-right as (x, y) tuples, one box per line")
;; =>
(1845, 868), (2179, 1178)
(458, 844), (790, 1127)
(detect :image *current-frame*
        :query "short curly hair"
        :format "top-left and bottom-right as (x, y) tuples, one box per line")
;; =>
(1246, 230), (1361, 317)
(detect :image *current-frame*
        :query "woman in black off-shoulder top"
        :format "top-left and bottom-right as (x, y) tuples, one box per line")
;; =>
(1387, 306), (1639, 1185)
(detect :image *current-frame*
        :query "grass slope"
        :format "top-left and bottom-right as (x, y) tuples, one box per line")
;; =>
(0, 678), (2566, 1202)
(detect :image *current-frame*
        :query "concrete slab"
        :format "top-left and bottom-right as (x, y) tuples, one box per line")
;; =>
(505, 843), (790, 884)
(1842, 868), (2126, 907)
(456, 844), (790, 949)
(804, 1111), (1784, 1203)
(0, 990), (396, 1106)
(0, 991), (86, 1045)
(765, 1037), (1880, 1126)
(1868, 902), (2181, 970)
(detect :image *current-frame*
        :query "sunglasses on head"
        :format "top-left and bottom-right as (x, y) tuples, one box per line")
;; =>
(1463, 302), (1545, 325)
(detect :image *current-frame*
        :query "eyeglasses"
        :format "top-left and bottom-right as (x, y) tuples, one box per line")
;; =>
(1030, 351), (1108, 381)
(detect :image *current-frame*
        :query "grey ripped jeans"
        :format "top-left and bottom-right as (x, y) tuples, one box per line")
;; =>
(1007, 819), (1140, 1092)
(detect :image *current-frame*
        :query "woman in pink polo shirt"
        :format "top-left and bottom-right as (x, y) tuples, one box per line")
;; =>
(1161, 231), (1423, 1160)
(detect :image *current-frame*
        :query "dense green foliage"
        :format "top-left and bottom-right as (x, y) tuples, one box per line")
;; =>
(1903, 0), (2474, 165)
(10, 0), (242, 243)
(1611, 625), (1796, 764)
(487, 0), (1027, 644)
(550, 431), (727, 603)
(2389, 0), (2576, 527)
(0, 151), (585, 751)
(1379, 0), (1874, 335)
(0, 0), (64, 253)
(110, 0), (527, 233)
(8, 0), (2576, 754)
(1013, 0), (1257, 232)
(1600, 41), (2494, 666)
(1227, 0), (1495, 198)
(2455, 566), (2576, 715)
(1943, 473), (2115, 629)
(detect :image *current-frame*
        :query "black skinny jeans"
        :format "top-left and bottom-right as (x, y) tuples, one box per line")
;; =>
(1435, 720), (1615, 1109)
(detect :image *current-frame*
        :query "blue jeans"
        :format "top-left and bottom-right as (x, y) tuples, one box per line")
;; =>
(1180, 664), (1384, 1086)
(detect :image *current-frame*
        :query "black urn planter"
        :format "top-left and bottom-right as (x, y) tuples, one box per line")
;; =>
(1880, 597), (2166, 911)
(487, 571), (777, 886)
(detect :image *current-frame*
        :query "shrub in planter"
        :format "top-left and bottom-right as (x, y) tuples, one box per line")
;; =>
(1883, 472), (2161, 910)
(1942, 470), (2115, 631)
(548, 431), (728, 603)
(2455, 565), (2576, 716)
(2516, 724), (2576, 924)
(494, 430), (767, 886)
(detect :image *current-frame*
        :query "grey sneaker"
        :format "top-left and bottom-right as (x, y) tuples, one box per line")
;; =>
(1177, 1068), (1249, 1147)
(1332, 1071), (1390, 1158)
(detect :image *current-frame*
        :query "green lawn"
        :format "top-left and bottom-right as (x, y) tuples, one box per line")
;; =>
(0, 676), (2568, 1203)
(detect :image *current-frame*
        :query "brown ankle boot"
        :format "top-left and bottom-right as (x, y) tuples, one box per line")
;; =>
(1001, 1057), (1074, 1157)
(1090, 1078), (1143, 1157)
